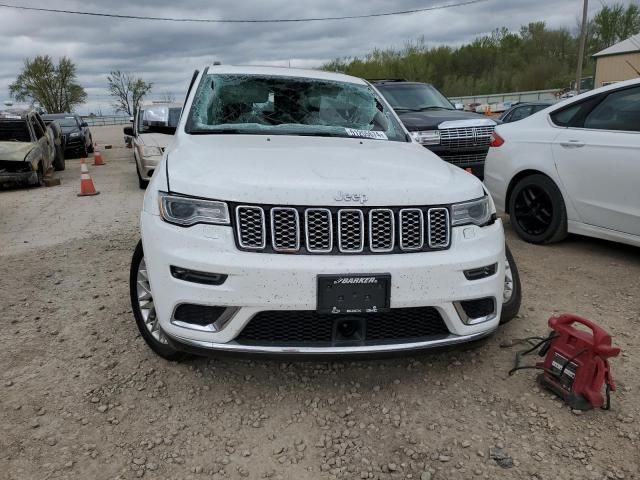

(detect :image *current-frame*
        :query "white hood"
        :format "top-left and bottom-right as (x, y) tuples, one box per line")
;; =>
(138, 132), (174, 149)
(166, 135), (484, 206)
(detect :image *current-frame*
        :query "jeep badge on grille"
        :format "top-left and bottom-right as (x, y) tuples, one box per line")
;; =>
(334, 191), (368, 204)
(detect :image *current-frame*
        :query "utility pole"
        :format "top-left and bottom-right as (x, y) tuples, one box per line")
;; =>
(575, 0), (589, 93)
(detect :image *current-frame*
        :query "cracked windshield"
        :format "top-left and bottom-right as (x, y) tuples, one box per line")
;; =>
(188, 74), (407, 141)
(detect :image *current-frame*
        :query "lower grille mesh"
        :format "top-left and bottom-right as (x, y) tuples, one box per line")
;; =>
(236, 308), (449, 346)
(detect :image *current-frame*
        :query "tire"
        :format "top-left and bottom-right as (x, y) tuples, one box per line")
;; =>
(53, 146), (65, 171)
(500, 244), (522, 324)
(130, 240), (185, 361)
(87, 136), (94, 153)
(508, 174), (568, 244)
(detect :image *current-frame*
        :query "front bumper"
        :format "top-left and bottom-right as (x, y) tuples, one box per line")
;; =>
(141, 211), (505, 354)
(63, 135), (85, 152)
(0, 161), (38, 185)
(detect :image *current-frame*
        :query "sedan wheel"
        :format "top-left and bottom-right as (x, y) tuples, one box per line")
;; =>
(509, 174), (568, 244)
(129, 240), (184, 360)
(513, 185), (553, 236)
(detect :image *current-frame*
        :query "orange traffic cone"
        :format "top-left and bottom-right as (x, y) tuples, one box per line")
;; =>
(80, 157), (87, 165)
(93, 151), (105, 166)
(77, 163), (99, 197)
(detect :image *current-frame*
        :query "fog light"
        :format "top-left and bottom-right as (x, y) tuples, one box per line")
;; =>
(170, 266), (227, 286)
(464, 263), (497, 281)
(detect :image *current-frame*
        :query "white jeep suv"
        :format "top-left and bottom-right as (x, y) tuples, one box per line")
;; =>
(130, 65), (521, 359)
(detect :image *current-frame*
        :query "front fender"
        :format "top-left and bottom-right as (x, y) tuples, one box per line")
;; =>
(24, 146), (42, 171)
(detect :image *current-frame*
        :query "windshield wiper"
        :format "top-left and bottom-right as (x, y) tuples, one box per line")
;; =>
(417, 106), (454, 111)
(292, 132), (349, 138)
(190, 128), (245, 135)
(395, 106), (453, 112)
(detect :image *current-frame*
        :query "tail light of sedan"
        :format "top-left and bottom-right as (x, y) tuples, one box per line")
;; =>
(490, 131), (505, 147)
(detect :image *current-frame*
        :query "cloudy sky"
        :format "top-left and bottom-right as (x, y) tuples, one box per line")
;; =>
(0, 0), (636, 114)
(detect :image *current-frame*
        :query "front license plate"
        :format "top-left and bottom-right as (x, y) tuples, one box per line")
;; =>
(317, 274), (391, 314)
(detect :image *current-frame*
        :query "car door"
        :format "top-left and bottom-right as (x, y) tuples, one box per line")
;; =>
(30, 115), (52, 172)
(551, 85), (640, 235)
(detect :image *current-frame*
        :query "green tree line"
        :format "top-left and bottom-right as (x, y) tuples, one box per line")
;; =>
(323, 3), (640, 96)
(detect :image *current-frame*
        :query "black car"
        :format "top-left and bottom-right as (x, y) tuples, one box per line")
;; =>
(497, 101), (554, 123)
(41, 113), (93, 158)
(372, 80), (496, 179)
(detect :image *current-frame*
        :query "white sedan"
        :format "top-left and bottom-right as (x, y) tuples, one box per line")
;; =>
(484, 78), (640, 247)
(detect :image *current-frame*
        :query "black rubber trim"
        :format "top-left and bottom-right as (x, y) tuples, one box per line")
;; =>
(170, 266), (227, 286)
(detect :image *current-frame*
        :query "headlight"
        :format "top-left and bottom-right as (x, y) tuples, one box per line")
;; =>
(451, 196), (492, 227)
(159, 192), (230, 226)
(410, 130), (440, 145)
(141, 146), (163, 157)
(69, 132), (80, 138)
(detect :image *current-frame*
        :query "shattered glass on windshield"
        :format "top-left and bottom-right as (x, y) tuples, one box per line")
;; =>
(187, 74), (406, 142)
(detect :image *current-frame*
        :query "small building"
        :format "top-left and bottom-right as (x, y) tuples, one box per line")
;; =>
(593, 34), (640, 88)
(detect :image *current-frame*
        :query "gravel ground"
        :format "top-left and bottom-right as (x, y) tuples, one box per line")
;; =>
(1, 126), (639, 480)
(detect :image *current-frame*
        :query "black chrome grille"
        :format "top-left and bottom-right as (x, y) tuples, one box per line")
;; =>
(439, 126), (494, 149)
(271, 207), (299, 252)
(369, 209), (394, 252)
(338, 209), (365, 253)
(233, 204), (451, 255)
(399, 209), (424, 250)
(439, 152), (488, 167)
(236, 206), (265, 249)
(428, 208), (450, 248)
(305, 209), (332, 253)
(235, 307), (449, 346)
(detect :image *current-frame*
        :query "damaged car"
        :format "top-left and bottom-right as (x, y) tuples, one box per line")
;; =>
(0, 109), (54, 186)
(130, 65), (522, 360)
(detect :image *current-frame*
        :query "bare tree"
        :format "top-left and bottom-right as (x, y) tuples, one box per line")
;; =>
(159, 91), (176, 103)
(107, 71), (152, 116)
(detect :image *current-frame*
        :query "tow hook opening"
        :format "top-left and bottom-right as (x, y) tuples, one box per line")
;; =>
(334, 317), (365, 344)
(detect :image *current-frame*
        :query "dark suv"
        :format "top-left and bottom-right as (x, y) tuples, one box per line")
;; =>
(42, 113), (93, 157)
(371, 80), (496, 179)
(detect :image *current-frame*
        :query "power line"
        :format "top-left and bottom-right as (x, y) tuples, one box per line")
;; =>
(0, 0), (490, 23)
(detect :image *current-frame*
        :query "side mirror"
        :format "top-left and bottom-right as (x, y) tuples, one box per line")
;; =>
(123, 126), (134, 137)
(129, 117), (134, 123)
(454, 103), (464, 111)
(81, 122), (88, 127)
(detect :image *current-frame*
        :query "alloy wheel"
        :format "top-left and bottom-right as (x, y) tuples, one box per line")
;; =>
(513, 185), (553, 236)
(136, 258), (168, 344)
(504, 256), (514, 303)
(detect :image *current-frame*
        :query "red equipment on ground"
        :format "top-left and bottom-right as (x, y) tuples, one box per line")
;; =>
(508, 314), (620, 410)
(537, 314), (620, 410)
